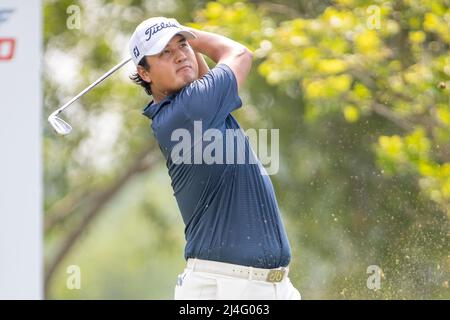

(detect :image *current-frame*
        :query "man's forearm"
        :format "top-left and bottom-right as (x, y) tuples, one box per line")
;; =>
(195, 51), (210, 78)
(186, 27), (250, 64)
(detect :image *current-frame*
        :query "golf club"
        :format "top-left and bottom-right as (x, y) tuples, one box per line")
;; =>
(48, 57), (132, 135)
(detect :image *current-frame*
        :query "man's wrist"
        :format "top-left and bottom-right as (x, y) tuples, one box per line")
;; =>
(184, 26), (202, 51)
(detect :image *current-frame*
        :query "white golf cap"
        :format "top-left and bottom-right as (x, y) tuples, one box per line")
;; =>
(128, 17), (196, 66)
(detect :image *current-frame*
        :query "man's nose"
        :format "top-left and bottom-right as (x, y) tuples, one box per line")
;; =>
(174, 49), (187, 63)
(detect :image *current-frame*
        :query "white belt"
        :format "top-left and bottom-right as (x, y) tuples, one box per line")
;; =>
(186, 258), (289, 283)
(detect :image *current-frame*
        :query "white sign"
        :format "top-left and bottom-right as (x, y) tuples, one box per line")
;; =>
(0, 0), (42, 299)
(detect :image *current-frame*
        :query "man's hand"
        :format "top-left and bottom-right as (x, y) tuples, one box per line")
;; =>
(184, 26), (253, 90)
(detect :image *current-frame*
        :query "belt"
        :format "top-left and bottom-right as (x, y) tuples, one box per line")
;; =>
(186, 258), (289, 283)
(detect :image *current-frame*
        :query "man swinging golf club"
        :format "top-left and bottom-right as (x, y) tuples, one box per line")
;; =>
(129, 17), (301, 300)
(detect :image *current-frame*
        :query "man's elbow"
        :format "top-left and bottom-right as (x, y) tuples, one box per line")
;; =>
(238, 47), (253, 63)
(221, 46), (253, 88)
(235, 47), (253, 73)
(245, 48), (254, 66)
(246, 47), (254, 60)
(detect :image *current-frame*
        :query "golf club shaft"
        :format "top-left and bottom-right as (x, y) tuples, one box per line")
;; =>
(53, 57), (132, 116)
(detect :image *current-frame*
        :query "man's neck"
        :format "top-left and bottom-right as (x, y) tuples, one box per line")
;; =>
(153, 88), (184, 103)
(152, 91), (166, 104)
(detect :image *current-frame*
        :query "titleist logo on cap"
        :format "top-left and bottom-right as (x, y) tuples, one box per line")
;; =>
(145, 21), (180, 41)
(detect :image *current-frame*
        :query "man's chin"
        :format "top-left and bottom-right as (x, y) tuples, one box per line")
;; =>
(181, 76), (197, 87)
(171, 75), (197, 94)
(171, 81), (193, 94)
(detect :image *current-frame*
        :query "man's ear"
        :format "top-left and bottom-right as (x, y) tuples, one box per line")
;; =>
(137, 65), (151, 83)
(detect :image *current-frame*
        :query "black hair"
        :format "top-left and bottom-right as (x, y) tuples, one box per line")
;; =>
(129, 57), (152, 96)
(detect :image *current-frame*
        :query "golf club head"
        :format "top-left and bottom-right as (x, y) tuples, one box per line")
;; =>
(47, 58), (132, 136)
(48, 115), (72, 135)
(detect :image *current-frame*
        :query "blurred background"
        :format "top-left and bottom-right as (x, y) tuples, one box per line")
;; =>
(42, 0), (449, 299)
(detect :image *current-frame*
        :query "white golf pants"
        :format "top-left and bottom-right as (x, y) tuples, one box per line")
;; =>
(174, 258), (301, 300)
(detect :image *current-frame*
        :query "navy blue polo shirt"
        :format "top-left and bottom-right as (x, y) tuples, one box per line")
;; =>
(142, 64), (291, 268)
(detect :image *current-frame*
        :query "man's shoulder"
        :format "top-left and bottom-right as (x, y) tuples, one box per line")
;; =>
(151, 98), (187, 130)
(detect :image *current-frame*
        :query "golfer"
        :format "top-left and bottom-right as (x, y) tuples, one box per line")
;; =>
(129, 17), (301, 300)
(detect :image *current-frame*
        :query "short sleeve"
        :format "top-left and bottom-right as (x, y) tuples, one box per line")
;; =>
(177, 64), (242, 127)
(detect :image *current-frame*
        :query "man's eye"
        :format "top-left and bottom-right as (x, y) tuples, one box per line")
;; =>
(160, 50), (170, 57)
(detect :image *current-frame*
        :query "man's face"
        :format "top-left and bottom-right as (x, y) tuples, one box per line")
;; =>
(138, 35), (198, 99)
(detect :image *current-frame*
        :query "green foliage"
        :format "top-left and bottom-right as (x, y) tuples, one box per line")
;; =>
(197, 0), (450, 216)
